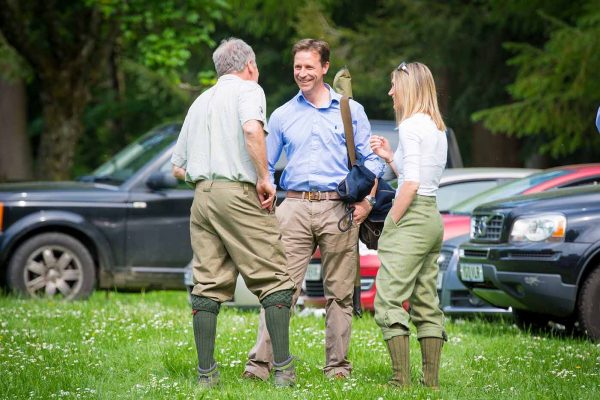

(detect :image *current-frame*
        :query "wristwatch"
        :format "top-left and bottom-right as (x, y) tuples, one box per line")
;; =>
(365, 195), (376, 207)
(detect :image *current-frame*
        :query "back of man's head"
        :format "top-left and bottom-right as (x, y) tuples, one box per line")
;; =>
(213, 38), (256, 77)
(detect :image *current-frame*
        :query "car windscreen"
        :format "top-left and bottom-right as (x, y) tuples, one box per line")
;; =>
(84, 125), (180, 185)
(437, 180), (500, 212)
(448, 169), (570, 214)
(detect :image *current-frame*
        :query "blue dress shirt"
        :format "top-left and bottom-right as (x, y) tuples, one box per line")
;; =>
(267, 85), (384, 192)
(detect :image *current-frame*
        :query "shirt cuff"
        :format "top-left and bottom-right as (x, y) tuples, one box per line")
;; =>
(364, 157), (386, 178)
(171, 154), (187, 168)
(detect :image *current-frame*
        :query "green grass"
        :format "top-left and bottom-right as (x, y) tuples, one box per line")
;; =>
(1, 291), (599, 399)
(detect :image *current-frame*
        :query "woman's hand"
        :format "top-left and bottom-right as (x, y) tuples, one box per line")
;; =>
(389, 181), (419, 224)
(369, 135), (394, 163)
(389, 206), (402, 224)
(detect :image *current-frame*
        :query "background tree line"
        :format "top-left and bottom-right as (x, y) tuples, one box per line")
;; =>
(1, 0), (599, 182)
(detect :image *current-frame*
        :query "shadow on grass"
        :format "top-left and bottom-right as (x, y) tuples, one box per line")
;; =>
(448, 313), (591, 342)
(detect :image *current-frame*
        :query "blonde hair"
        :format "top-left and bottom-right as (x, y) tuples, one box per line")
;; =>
(391, 62), (446, 131)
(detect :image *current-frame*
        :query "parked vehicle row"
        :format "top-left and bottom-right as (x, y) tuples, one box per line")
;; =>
(300, 167), (540, 310)
(436, 165), (600, 315)
(302, 165), (600, 314)
(442, 164), (600, 240)
(458, 184), (600, 341)
(4, 121), (457, 301)
(2, 121), (599, 341)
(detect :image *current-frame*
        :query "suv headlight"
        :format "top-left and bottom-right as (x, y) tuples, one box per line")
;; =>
(510, 214), (566, 243)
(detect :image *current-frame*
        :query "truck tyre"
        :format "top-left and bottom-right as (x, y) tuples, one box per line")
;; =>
(578, 267), (600, 342)
(7, 233), (96, 300)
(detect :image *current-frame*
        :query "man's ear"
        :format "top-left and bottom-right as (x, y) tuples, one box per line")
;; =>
(247, 60), (259, 80)
(322, 61), (330, 75)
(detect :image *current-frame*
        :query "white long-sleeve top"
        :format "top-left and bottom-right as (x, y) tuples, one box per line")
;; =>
(392, 113), (447, 197)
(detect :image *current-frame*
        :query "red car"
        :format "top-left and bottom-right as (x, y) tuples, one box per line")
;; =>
(302, 164), (600, 312)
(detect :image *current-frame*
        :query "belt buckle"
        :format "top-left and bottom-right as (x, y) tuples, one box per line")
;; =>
(307, 191), (322, 201)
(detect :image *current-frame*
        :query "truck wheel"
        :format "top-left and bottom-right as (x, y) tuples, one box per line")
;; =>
(578, 267), (600, 342)
(7, 233), (96, 300)
(512, 309), (550, 332)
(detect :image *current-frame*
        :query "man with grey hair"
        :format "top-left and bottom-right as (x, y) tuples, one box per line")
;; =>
(171, 37), (296, 388)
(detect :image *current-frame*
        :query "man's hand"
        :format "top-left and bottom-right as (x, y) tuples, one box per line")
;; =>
(243, 120), (274, 210)
(352, 198), (372, 224)
(256, 178), (275, 211)
(172, 165), (186, 180)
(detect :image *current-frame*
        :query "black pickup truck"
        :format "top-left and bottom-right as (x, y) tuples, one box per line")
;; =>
(457, 185), (600, 341)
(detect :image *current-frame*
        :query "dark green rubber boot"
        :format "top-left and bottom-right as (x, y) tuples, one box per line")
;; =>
(386, 335), (410, 387)
(419, 337), (443, 389)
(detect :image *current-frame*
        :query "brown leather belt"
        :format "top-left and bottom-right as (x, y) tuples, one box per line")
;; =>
(286, 190), (342, 201)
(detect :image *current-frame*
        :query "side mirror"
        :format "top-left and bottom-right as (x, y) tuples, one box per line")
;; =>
(146, 171), (178, 190)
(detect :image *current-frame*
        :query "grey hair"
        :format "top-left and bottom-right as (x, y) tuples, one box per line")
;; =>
(212, 38), (256, 77)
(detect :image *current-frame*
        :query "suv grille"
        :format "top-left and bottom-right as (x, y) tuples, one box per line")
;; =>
(463, 249), (489, 258)
(505, 250), (559, 260)
(471, 213), (504, 241)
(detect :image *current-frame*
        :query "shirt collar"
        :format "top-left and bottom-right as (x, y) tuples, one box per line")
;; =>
(296, 84), (341, 109)
(218, 74), (243, 82)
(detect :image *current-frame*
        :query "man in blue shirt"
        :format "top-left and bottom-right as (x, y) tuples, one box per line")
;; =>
(244, 39), (384, 380)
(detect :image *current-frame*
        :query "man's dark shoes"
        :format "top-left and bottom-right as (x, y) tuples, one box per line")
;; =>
(272, 356), (296, 387)
(197, 363), (220, 389)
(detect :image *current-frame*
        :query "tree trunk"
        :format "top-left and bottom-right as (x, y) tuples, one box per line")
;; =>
(36, 74), (89, 180)
(0, 76), (32, 181)
(471, 122), (521, 167)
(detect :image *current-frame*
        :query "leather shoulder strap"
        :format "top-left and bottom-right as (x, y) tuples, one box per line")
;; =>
(340, 95), (356, 167)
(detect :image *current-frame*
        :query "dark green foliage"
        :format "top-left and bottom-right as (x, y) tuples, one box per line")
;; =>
(317, 0), (594, 164)
(74, 61), (190, 177)
(474, 0), (600, 158)
(0, 0), (227, 179)
(3, 0), (600, 177)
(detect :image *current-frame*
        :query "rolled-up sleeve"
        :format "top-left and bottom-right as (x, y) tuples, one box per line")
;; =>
(238, 82), (268, 130)
(352, 102), (385, 178)
(171, 113), (190, 168)
(399, 122), (422, 182)
(266, 111), (284, 186)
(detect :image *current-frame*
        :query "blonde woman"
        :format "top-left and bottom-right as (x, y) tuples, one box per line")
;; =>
(369, 62), (447, 389)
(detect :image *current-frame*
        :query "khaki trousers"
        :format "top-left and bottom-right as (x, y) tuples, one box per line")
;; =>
(190, 180), (294, 302)
(374, 195), (445, 340)
(245, 198), (358, 378)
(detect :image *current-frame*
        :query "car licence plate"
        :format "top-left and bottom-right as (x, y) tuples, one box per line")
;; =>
(305, 263), (322, 281)
(460, 263), (484, 282)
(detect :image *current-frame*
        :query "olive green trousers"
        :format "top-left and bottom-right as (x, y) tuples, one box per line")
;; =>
(374, 195), (445, 340)
(190, 180), (294, 302)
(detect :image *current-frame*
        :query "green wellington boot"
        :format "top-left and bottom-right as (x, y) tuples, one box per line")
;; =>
(419, 337), (444, 389)
(385, 335), (410, 387)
